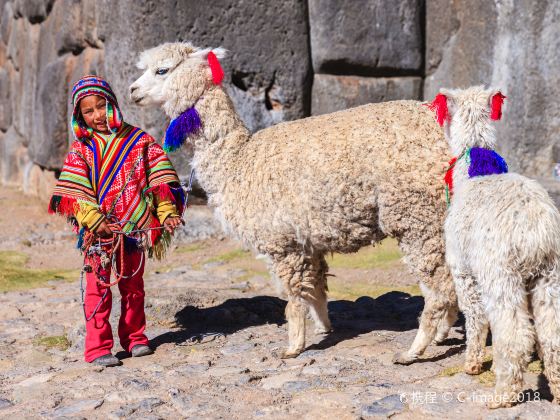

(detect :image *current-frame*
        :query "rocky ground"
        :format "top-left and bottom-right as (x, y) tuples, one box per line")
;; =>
(1, 185), (560, 419)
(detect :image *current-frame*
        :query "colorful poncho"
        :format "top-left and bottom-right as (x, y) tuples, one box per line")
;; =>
(444, 147), (508, 205)
(49, 122), (185, 258)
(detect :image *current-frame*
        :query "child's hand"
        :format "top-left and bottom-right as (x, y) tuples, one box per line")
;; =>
(95, 220), (114, 238)
(163, 216), (183, 234)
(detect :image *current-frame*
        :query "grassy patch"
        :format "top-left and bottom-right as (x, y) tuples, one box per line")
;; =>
(235, 269), (271, 283)
(175, 242), (208, 254)
(200, 248), (251, 266)
(34, 335), (70, 351)
(327, 238), (402, 270)
(0, 251), (78, 292)
(440, 364), (464, 378)
(328, 281), (421, 301)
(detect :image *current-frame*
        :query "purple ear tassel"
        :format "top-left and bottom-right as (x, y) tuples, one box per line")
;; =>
(163, 107), (202, 152)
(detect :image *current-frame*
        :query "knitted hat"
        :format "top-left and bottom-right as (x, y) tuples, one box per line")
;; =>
(71, 75), (123, 141)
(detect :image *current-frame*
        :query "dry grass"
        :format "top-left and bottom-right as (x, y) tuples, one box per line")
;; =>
(0, 251), (78, 292)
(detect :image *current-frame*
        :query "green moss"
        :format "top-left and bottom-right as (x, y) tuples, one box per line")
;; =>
(327, 238), (402, 270)
(34, 335), (70, 351)
(0, 251), (78, 292)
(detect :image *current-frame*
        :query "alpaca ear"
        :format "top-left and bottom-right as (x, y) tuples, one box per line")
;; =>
(426, 91), (450, 127)
(489, 90), (506, 121)
(190, 47), (227, 61)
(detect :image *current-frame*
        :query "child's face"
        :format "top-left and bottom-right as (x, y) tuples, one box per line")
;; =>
(79, 95), (110, 134)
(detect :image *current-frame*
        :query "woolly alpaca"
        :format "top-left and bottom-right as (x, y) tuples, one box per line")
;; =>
(130, 42), (458, 360)
(432, 86), (560, 408)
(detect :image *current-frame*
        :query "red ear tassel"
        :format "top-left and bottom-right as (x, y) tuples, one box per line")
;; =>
(490, 92), (506, 120)
(207, 51), (224, 85)
(425, 93), (449, 127)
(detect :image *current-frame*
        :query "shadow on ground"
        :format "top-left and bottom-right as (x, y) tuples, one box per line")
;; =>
(150, 291), (428, 352)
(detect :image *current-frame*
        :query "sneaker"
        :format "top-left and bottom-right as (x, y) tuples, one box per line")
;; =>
(91, 353), (121, 367)
(131, 344), (153, 357)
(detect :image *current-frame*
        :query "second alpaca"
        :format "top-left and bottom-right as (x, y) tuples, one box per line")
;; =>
(429, 86), (560, 408)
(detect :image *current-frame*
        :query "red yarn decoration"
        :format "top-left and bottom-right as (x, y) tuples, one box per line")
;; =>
(207, 51), (224, 85)
(425, 93), (449, 127)
(490, 92), (506, 121)
(444, 157), (458, 194)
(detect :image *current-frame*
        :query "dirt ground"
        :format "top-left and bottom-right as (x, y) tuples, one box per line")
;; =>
(1, 185), (559, 419)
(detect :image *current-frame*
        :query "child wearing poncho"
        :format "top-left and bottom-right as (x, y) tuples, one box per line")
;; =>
(49, 75), (185, 367)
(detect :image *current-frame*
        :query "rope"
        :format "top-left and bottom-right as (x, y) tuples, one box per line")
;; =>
(79, 169), (196, 321)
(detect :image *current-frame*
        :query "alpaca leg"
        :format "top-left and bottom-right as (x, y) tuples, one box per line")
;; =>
(393, 277), (451, 364)
(284, 295), (307, 358)
(434, 303), (459, 344)
(484, 277), (534, 409)
(531, 274), (560, 403)
(307, 254), (332, 335)
(272, 253), (317, 358)
(379, 191), (457, 364)
(453, 272), (489, 374)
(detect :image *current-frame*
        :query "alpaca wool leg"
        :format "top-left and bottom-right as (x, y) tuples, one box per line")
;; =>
(484, 281), (535, 409)
(380, 192), (456, 364)
(434, 304), (459, 344)
(531, 274), (560, 403)
(393, 284), (449, 365)
(273, 253), (313, 358)
(307, 254), (332, 335)
(453, 273), (488, 374)
(284, 297), (307, 358)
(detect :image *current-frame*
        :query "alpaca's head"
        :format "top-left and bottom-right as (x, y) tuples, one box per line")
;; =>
(427, 86), (506, 156)
(130, 42), (226, 117)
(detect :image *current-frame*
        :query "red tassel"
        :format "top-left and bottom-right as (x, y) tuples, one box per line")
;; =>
(425, 94), (449, 127)
(444, 157), (458, 194)
(207, 51), (224, 85)
(48, 195), (78, 216)
(490, 92), (506, 121)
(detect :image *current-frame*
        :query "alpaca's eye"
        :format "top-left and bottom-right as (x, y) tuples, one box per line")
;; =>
(156, 68), (169, 76)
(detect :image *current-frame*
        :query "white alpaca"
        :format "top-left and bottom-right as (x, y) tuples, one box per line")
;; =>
(129, 42), (458, 361)
(433, 86), (560, 408)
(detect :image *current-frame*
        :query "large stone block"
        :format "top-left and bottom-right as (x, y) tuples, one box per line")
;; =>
(0, 126), (28, 186)
(30, 55), (72, 169)
(309, 0), (423, 74)
(12, 0), (55, 24)
(424, 0), (560, 178)
(7, 18), (40, 142)
(0, 1), (13, 44)
(97, 0), (311, 136)
(0, 67), (11, 130)
(312, 74), (422, 115)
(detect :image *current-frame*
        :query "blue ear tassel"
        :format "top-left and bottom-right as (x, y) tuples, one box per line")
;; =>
(164, 107), (202, 152)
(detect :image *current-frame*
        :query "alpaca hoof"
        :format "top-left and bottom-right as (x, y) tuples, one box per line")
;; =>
(315, 327), (333, 335)
(281, 349), (301, 359)
(392, 352), (416, 365)
(464, 362), (483, 375)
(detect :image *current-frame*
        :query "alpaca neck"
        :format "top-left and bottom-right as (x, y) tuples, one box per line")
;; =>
(189, 86), (251, 195)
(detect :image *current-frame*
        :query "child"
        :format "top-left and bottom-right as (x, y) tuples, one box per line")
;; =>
(49, 75), (185, 367)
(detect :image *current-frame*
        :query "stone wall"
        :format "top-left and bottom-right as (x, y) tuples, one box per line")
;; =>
(0, 0), (558, 198)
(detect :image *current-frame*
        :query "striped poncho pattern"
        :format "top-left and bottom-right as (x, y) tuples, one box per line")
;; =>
(49, 122), (185, 257)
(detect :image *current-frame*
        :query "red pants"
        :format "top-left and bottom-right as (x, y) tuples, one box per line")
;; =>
(83, 249), (149, 362)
